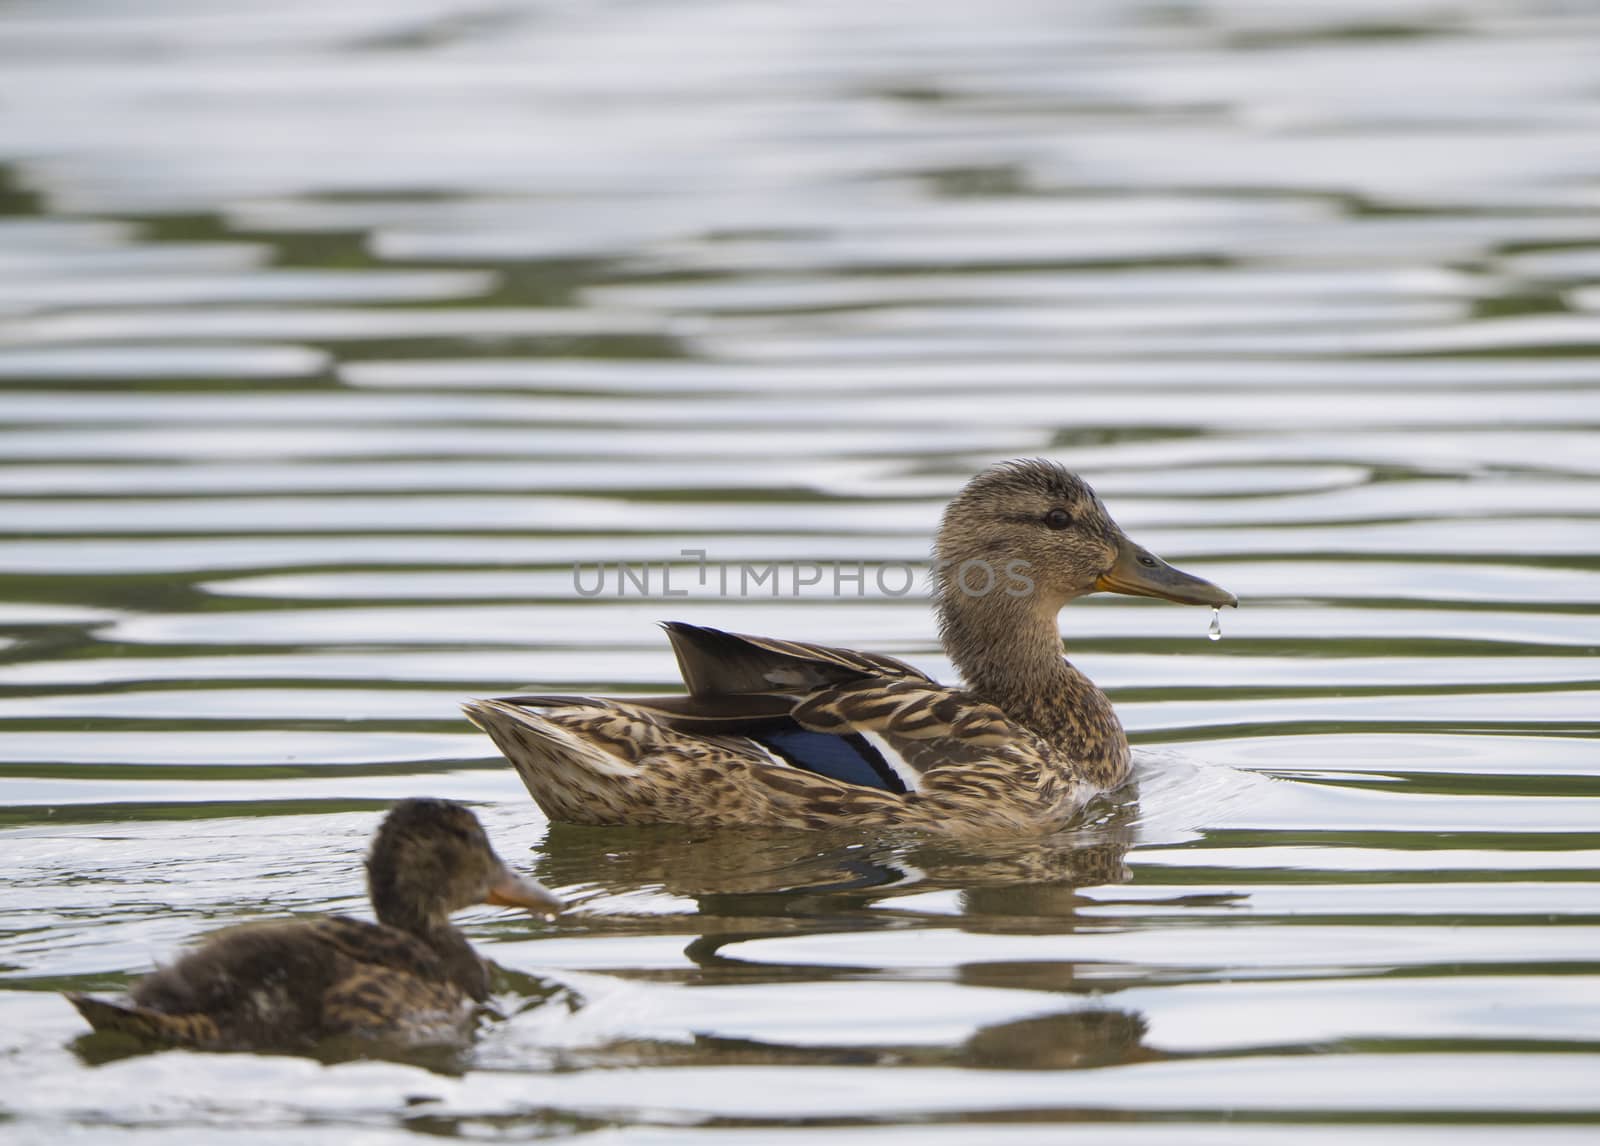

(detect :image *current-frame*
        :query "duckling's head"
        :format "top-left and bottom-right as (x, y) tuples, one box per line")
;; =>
(366, 798), (563, 932)
(934, 459), (1236, 618)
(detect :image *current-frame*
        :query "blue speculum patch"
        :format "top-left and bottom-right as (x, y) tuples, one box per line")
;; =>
(751, 728), (907, 794)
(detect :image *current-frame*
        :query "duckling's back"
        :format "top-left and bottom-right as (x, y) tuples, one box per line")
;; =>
(69, 915), (466, 1051)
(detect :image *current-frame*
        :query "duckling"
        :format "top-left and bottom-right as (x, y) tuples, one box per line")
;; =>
(67, 799), (562, 1051)
(466, 459), (1236, 837)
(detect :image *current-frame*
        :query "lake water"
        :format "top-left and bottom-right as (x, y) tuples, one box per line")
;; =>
(3, 0), (1600, 1140)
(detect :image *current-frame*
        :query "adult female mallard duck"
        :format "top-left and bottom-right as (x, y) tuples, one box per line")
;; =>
(67, 799), (563, 1051)
(466, 460), (1236, 837)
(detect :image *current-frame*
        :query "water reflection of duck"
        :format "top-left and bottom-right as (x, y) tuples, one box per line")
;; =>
(532, 808), (1137, 903)
(67, 799), (563, 1053)
(468, 460), (1234, 837)
(579, 1006), (1155, 1073)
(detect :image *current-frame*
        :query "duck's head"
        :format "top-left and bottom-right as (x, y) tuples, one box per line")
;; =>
(366, 798), (564, 932)
(933, 459), (1236, 617)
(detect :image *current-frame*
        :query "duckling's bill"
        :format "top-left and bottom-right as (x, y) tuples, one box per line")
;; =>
(485, 868), (565, 915)
(1094, 536), (1237, 608)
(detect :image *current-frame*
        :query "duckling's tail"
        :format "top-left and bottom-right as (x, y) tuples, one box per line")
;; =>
(464, 699), (645, 825)
(66, 992), (219, 1046)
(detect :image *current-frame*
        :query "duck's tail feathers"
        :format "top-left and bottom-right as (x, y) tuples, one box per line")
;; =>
(66, 992), (218, 1045)
(464, 699), (644, 824)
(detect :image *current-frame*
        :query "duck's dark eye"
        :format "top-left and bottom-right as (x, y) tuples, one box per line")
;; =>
(1043, 507), (1073, 530)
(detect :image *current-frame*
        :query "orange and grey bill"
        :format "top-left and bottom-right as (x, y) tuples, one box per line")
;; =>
(1094, 536), (1237, 608)
(484, 869), (565, 914)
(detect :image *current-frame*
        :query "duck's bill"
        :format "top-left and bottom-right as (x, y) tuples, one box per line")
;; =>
(485, 868), (565, 915)
(1095, 538), (1237, 608)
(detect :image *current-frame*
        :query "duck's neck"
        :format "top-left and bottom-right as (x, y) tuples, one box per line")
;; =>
(937, 591), (1129, 788)
(375, 902), (490, 1001)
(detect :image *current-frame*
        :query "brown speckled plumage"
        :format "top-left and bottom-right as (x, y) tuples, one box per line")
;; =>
(468, 461), (1235, 838)
(67, 799), (562, 1052)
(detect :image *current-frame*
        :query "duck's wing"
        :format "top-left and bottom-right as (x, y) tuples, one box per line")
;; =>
(780, 676), (1029, 790)
(484, 675), (1028, 799)
(662, 622), (935, 695)
(487, 623), (951, 792)
(307, 919), (482, 1038)
(472, 623), (1047, 827)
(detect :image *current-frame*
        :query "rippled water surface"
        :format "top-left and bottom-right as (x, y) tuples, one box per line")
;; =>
(4, 0), (1600, 1141)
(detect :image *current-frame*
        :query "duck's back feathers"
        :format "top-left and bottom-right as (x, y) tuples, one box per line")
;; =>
(466, 627), (1067, 834)
(72, 916), (479, 1051)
